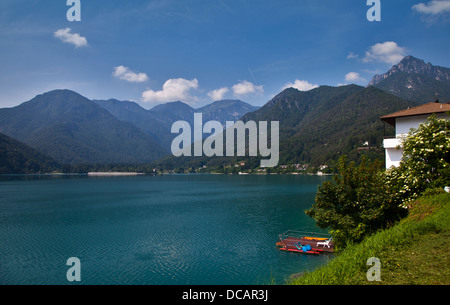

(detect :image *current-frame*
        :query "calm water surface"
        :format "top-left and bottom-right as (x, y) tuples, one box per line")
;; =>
(0, 174), (332, 285)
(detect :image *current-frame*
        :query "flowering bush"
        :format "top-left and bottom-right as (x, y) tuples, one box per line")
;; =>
(386, 114), (450, 206)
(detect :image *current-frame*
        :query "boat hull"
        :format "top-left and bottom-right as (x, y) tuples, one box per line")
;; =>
(277, 231), (334, 254)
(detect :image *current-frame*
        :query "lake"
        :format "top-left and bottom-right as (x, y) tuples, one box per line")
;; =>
(0, 174), (333, 285)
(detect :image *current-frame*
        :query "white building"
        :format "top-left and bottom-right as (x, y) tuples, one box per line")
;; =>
(380, 101), (450, 169)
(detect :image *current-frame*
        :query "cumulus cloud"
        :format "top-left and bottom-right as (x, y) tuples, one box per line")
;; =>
(345, 72), (366, 83)
(142, 78), (199, 104)
(412, 0), (450, 15)
(54, 28), (88, 48)
(282, 79), (319, 91)
(363, 41), (406, 65)
(208, 87), (229, 101)
(113, 66), (149, 83)
(231, 81), (264, 97)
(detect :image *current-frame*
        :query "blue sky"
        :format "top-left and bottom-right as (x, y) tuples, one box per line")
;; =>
(1, 0), (450, 109)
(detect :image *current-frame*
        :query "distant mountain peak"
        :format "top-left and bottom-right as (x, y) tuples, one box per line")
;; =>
(394, 56), (430, 74)
(43, 89), (78, 94)
(198, 99), (257, 111)
(150, 101), (194, 112)
(17, 89), (99, 117)
(368, 55), (450, 103)
(369, 55), (450, 86)
(35, 89), (86, 100)
(209, 99), (245, 106)
(197, 99), (259, 122)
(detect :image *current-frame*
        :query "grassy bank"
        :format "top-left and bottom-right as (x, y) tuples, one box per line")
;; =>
(288, 191), (450, 285)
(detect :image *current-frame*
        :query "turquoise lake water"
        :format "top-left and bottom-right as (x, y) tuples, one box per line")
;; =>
(0, 174), (333, 285)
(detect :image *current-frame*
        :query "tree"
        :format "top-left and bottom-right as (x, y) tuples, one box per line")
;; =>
(306, 156), (405, 247)
(386, 114), (450, 205)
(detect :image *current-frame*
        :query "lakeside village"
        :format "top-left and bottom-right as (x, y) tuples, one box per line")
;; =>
(81, 162), (335, 176)
(152, 162), (332, 176)
(70, 159), (334, 176)
(74, 153), (340, 176)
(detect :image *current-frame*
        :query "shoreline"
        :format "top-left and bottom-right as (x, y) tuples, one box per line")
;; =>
(0, 172), (334, 177)
(86, 172), (144, 176)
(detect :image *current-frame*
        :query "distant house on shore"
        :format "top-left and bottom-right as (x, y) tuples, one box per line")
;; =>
(380, 101), (450, 169)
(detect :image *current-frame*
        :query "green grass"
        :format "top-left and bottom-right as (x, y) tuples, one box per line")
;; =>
(288, 192), (450, 285)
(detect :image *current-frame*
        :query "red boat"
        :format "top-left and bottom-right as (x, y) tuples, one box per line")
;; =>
(277, 230), (334, 254)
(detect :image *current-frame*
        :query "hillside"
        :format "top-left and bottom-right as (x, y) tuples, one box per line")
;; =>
(289, 191), (450, 285)
(242, 85), (364, 138)
(0, 132), (59, 174)
(277, 86), (416, 166)
(0, 90), (168, 164)
(243, 85), (416, 167)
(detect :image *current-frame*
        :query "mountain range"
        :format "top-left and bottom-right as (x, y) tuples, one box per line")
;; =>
(0, 90), (258, 168)
(0, 55), (448, 173)
(93, 98), (259, 150)
(0, 90), (168, 165)
(152, 56), (447, 171)
(153, 84), (416, 171)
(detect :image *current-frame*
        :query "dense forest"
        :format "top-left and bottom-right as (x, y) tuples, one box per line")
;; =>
(0, 132), (60, 174)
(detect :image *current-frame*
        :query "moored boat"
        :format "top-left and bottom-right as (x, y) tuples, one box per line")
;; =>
(277, 230), (334, 254)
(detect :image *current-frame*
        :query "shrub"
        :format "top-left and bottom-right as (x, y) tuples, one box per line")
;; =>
(305, 156), (406, 247)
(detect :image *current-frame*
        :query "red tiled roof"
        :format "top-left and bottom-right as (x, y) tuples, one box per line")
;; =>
(380, 102), (450, 125)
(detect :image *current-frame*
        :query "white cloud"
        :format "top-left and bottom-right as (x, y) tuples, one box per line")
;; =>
(345, 72), (366, 83)
(347, 52), (359, 59)
(363, 41), (406, 65)
(412, 0), (450, 15)
(142, 78), (199, 104)
(232, 81), (264, 96)
(54, 28), (88, 48)
(113, 66), (149, 83)
(282, 79), (319, 91)
(208, 87), (229, 101)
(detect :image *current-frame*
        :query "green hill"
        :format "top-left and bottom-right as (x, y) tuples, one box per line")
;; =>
(0, 132), (59, 174)
(241, 85), (415, 167)
(242, 85), (363, 137)
(275, 86), (416, 166)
